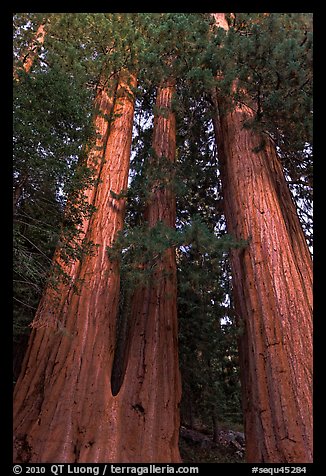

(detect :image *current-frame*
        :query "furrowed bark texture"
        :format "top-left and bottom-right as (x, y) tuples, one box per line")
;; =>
(13, 72), (137, 463)
(110, 81), (182, 462)
(215, 104), (313, 462)
(31, 78), (117, 332)
(212, 13), (313, 463)
(76, 77), (118, 241)
(13, 73), (116, 383)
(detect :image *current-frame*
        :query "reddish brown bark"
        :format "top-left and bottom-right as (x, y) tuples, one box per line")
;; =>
(13, 73), (116, 382)
(109, 81), (182, 462)
(74, 76), (118, 238)
(13, 22), (46, 80)
(30, 77), (117, 331)
(13, 72), (137, 463)
(21, 23), (46, 74)
(211, 13), (312, 463)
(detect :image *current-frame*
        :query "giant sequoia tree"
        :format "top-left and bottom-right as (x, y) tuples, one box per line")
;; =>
(109, 79), (181, 462)
(13, 14), (139, 461)
(13, 13), (313, 464)
(211, 13), (313, 463)
(13, 69), (137, 462)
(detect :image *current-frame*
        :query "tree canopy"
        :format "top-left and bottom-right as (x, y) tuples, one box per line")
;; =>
(13, 13), (313, 462)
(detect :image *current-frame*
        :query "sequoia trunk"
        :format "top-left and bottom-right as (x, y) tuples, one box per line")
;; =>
(211, 14), (313, 463)
(13, 75), (116, 382)
(110, 81), (182, 462)
(13, 72), (137, 463)
(31, 77), (117, 332)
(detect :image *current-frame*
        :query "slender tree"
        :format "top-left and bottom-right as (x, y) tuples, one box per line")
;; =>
(13, 13), (313, 464)
(211, 13), (313, 463)
(20, 23), (46, 74)
(13, 19), (46, 80)
(13, 71), (137, 463)
(13, 20), (47, 211)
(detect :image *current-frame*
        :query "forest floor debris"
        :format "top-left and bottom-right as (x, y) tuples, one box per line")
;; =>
(179, 425), (245, 463)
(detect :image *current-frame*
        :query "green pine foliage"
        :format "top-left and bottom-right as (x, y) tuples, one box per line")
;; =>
(13, 13), (313, 451)
(113, 65), (248, 435)
(173, 83), (245, 432)
(208, 13), (313, 248)
(13, 14), (95, 338)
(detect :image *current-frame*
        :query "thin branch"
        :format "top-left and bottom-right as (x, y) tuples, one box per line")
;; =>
(294, 201), (313, 220)
(13, 279), (41, 290)
(13, 296), (37, 310)
(16, 231), (53, 262)
(286, 179), (312, 187)
(15, 219), (54, 233)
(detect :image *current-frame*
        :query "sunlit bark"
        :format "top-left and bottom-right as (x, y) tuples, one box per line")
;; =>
(13, 72), (137, 463)
(211, 13), (313, 463)
(110, 80), (182, 462)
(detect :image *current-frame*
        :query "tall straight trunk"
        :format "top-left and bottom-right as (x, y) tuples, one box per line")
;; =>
(30, 77), (117, 331)
(109, 80), (182, 462)
(211, 13), (313, 463)
(12, 78), (116, 380)
(13, 71), (137, 463)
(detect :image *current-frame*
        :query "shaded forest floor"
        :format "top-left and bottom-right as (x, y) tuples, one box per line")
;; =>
(179, 423), (245, 463)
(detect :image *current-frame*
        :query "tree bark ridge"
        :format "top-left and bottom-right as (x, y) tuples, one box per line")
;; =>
(212, 81), (313, 462)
